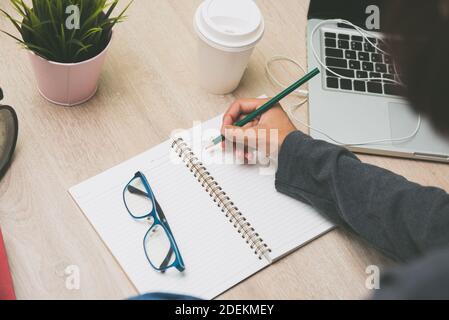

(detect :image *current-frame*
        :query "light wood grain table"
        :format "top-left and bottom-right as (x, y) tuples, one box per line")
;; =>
(1, 0), (447, 300)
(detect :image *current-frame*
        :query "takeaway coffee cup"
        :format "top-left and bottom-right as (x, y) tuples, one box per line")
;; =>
(194, 0), (265, 94)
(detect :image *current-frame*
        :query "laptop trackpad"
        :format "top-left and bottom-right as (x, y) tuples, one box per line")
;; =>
(388, 102), (419, 145)
(388, 102), (449, 156)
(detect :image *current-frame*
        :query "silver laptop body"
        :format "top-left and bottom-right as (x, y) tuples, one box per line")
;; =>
(307, 19), (449, 163)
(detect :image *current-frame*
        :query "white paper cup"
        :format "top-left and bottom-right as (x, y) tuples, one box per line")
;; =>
(194, 0), (265, 94)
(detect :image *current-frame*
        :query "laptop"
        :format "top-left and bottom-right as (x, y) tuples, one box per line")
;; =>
(306, 0), (449, 162)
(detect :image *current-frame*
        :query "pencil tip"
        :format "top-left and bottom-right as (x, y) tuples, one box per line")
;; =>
(205, 142), (215, 150)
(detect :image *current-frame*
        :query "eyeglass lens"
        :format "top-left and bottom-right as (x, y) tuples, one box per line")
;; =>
(124, 177), (154, 218)
(144, 224), (176, 270)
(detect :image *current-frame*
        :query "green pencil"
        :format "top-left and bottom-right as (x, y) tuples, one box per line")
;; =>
(206, 67), (320, 149)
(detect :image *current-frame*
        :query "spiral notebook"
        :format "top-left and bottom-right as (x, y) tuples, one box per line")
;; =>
(69, 115), (333, 299)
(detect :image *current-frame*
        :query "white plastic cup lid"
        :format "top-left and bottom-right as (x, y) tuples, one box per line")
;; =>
(194, 0), (265, 51)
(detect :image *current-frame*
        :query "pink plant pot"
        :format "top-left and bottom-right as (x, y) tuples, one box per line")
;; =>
(28, 35), (112, 106)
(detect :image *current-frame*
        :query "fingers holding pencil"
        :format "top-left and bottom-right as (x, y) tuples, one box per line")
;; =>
(221, 98), (269, 129)
(221, 101), (296, 161)
(207, 67), (320, 150)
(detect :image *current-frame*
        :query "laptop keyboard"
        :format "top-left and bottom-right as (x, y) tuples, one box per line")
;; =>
(323, 31), (404, 97)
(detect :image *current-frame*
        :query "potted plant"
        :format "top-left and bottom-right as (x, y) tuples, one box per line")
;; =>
(1, 0), (132, 106)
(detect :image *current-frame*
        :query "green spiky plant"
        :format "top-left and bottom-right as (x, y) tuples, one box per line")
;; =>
(0, 0), (133, 63)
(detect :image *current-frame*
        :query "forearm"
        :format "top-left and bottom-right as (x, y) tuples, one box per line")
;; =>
(275, 131), (449, 261)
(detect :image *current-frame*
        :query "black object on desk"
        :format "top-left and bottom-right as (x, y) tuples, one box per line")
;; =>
(0, 88), (19, 181)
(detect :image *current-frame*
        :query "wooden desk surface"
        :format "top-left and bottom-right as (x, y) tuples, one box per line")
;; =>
(1, 0), (448, 300)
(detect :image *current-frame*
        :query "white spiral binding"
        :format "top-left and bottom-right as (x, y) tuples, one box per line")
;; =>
(171, 138), (271, 260)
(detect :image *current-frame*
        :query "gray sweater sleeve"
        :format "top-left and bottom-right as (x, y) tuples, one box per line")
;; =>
(275, 131), (449, 262)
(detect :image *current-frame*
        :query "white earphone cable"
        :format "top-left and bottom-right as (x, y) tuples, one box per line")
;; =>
(265, 19), (421, 147)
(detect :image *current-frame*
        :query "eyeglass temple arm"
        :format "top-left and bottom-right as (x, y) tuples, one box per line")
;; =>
(127, 185), (174, 271)
(126, 185), (147, 196)
(151, 197), (175, 271)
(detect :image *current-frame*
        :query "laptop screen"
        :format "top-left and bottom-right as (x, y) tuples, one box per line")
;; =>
(308, 0), (387, 31)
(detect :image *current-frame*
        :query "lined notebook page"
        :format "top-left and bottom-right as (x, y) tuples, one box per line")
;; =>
(70, 114), (333, 299)
(70, 140), (267, 300)
(194, 115), (334, 260)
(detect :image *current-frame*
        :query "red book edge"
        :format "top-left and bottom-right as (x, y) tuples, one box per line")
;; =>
(0, 228), (16, 300)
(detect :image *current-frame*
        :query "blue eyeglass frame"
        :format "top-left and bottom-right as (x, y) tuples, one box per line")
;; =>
(123, 171), (185, 272)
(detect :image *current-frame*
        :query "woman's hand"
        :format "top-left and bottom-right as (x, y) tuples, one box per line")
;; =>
(220, 98), (297, 159)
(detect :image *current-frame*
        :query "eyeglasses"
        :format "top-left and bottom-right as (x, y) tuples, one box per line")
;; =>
(123, 171), (185, 272)
(0, 88), (18, 182)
